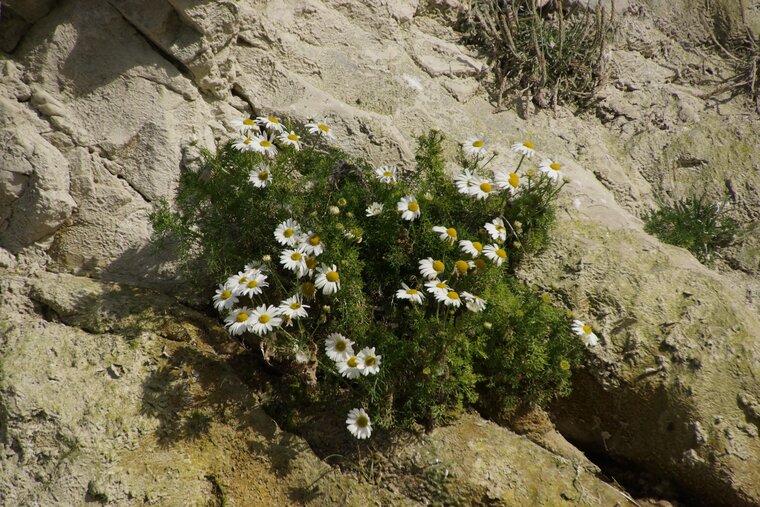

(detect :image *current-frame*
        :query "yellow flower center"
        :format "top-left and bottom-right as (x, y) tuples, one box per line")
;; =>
(406, 289), (418, 295)
(221, 290), (232, 299)
(335, 341), (346, 352)
(239, 276), (248, 284)
(472, 241), (483, 252)
(472, 140), (484, 148)
(347, 357), (358, 368)
(247, 280), (258, 288)
(258, 171), (269, 181)
(289, 303), (301, 310)
(318, 124), (329, 132)
(268, 116), (279, 123)
(236, 312), (248, 322)
(258, 314), (270, 324)
(447, 291), (459, 300)
(523, 141), (534, 149)
(356, 415), (369, 428)
(560, 359), (571, 371)
(260, 140), (272, 148)
(291, 252), (302, 261)
(302, 282), (316, 297)
(496, 225), (506, 232)
(383, 171), (392, 177)
(509, 173), (519, 188)
(550, 162), (561, 171)
(432, 260), (445, 273)
(305, 257), (317, 270)
(243, 118), (255, 126)
(408, 202), (419, 212)
(364, 356), (376, 367)
(243, 138), (251, 144)
(455, 260), (469, 273)
(582, 325), (593, 335)
(288, 134), (299, 141)
(436, 282), (447, 289)
(479, 182), (492, 193)
(326, 271), (340, 283)
(309, 235), (321, 246)
(446, 227), (457, 238)
(474, 259), (486, 270)
(496, 249), (507, 259)
(283, 228), (294, 238)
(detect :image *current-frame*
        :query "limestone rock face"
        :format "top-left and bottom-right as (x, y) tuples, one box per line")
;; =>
(0, 268), (629, 506)
(1, 0), (760, 505)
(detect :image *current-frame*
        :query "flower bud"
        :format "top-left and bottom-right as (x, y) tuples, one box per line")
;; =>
(423, 192), (434, 202)
(329, 206), (340, 215)
(483, 322), (493, 330)
(335, 223), (345, 230)
(337, 197), (348, 207)
(346, 211), (354, 218)
(262, 254), (272, 262)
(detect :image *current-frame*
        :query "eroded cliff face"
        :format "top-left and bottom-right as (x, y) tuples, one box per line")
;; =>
(1, 0), (759, 505)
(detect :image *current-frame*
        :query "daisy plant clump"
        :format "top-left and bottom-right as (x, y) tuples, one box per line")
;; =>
(151, 118), (582, 437)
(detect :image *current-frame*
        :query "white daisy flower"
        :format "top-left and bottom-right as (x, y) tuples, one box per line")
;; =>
(454, 168), (477, 195)
(462, 292), (486, 313)
(212, 283), (239, 312)
(256, 115), (285, 133)
(244, 260), (268, 273)
(453, 259), (474, 275)
(483, 244), (508, 267)
(346, 408), (372, 439)
(539, 159), (563, 181)
(224, 307), (254, 336)
(432, 226), (458, 244)
(511, 141), (536, 158)
(459, 240), (483, 258)
(419, 258), (446, 280)
(374, 165), (397, 184)
(365, 202), (384, 217)
(425, 279), (450, 299)
(249, 304), (283, 336)
(397, 195), (420, 221)
(278, 295), (310, 321)
(278, 130), (302, 150)
(274, 219), (302, 246)
(304, 256), (318, 277)
(572, 320), (599, 347)
(484, 217), (508, 242)
(251, 133), (279, 158)
(315, 264), (340, 295)
(357, 347), (381, 375)
(463, 135), (487, 158)
(227, 270), (254, 296)
(280, 247), (308, 277)
(305, 120), (335, 139)
(238, 271), (269, 298)
(337, 354), (364, 379)
(301, 281), (317, 301)
(436, 289), (462, 307)
(325, 333), (354, 362)
(231, 116), (260, 134)
(302, 232), (324, 257)
(468, 176), (498, 200)
(232, 135), (256, 152)
(494, 170), (521, 194)
(396, 282), (425, 304)
(249, 163), (272, 188)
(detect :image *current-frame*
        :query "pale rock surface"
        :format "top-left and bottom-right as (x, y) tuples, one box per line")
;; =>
(0, 268), (631, 506)
(1, 0), (759, 505)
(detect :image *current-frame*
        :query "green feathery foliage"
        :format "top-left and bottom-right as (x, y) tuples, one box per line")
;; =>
(151, 124), (582, 435)
(644, 194), (737, 264)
